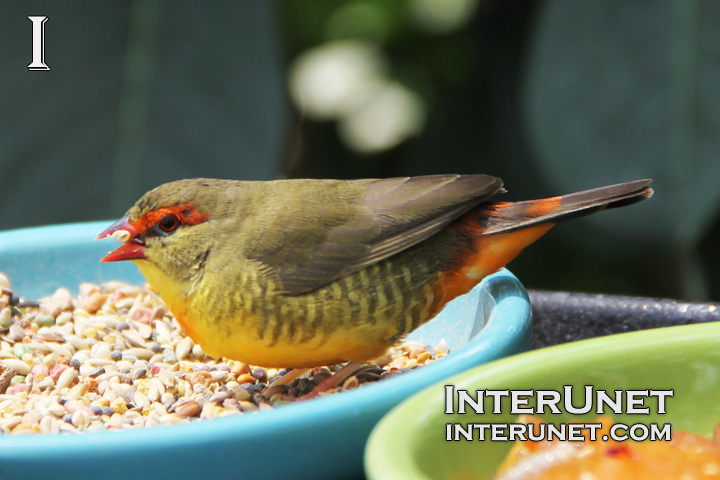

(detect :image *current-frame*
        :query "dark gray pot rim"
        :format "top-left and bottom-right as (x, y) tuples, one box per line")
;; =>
(528, 289), (720, 350)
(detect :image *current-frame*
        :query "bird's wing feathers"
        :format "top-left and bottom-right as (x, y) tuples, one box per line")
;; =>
(249, 174), (503, 296)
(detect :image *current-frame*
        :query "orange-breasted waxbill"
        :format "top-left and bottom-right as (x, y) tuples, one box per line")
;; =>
(97, 175), (652, 368)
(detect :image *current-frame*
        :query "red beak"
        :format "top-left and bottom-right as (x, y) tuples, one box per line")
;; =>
(97, 215), (147, 262)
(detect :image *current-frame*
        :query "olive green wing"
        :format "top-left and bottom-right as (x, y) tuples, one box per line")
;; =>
(246, 174), (503, 296)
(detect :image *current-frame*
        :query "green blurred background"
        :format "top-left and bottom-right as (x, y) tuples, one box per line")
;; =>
(1, 0), (719, 301)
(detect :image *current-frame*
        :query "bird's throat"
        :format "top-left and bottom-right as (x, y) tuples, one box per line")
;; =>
(132, 260), (201, 343)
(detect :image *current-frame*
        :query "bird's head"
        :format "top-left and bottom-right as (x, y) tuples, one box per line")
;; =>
(97, 179), (230, 284)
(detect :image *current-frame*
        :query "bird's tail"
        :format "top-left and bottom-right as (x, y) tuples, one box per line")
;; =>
(479, 179), (653, 234)
(432, 179), (653, 315)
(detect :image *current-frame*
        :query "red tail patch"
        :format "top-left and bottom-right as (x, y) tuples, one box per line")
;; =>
(489, 196), (562, 219)
(521, 196), (562, 217)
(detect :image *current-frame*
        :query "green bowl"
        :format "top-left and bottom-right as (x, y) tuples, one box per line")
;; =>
(365, 321), (720, 480)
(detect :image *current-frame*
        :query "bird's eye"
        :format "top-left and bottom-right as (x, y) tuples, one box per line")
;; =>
(158, 214), (181, 233)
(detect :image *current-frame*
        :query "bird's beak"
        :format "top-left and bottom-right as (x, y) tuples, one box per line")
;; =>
(96, 215), (147, 262)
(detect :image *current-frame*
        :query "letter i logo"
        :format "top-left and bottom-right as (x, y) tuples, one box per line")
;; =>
(28, 16), (51, 71)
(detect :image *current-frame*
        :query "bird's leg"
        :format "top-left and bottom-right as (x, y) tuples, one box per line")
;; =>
(265, 368), (311, 389)
(297, 361), (367, 401)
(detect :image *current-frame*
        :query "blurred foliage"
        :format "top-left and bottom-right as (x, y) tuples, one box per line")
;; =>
(0, 1), (287, 230)
(524, 0), (720, 302)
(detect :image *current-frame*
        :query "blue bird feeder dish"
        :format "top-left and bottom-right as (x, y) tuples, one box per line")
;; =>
(0, 221), (532, 480)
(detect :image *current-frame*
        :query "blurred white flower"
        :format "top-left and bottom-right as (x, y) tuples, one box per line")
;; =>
(339, 82), (426, 154)
(288, 40), (427, 153)
(288, 40), (386, 121)
(408, 0), (480, 35)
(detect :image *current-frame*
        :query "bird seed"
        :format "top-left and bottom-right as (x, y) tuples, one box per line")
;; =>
(0, 272), (448, 435)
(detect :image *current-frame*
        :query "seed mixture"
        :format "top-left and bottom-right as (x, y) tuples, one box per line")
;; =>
(0, 272), (449, 435)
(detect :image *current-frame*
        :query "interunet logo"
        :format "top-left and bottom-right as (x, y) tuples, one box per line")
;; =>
(28, 15), (51, 71)
(444, 385), (674, 442)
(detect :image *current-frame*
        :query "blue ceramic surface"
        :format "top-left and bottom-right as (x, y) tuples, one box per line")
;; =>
(0, 222), (532, 480)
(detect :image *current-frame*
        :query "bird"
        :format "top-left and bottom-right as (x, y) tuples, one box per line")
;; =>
(97, 175), (652, 374)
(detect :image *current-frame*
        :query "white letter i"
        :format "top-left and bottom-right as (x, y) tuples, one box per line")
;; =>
(28, 16), (51, 71)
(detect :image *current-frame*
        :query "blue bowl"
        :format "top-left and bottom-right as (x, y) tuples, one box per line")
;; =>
(0, 222), (532, 480)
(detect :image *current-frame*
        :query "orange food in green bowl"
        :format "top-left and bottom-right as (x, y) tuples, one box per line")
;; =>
(365, 321), (720, 480)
